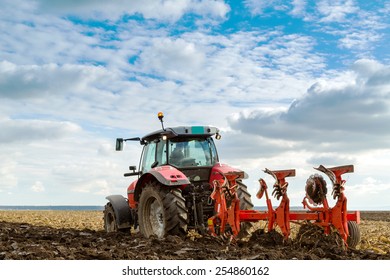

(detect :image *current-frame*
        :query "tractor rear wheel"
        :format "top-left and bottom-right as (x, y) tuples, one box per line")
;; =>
(138, 182), (188, 238)
(347, 221), (361, 248)
(237, 180), (254, 238)
(103, 203), (130, 233)
(237, 180), (254, 210)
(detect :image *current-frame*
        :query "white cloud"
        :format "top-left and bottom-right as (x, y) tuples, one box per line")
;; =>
(191, 0), (230, 19)
(228, 59), (390, 152)
(31, 181), (45, 192)
(0, 127), (132, 204)
(34, 0), (229, 22)
(244, 0), (289, 16)
(314, 1), (388, 53)
(290, 0), (307, 17)
(0, 118), (81, 143)
(240, 0), (387, 56)
(317, 0), (358, 23)
(0, 61), (114, 99)
(339, 31), (382, 51)
(0, 3), (101, 65)
(0, 159), (18, 192)
(347, 176), (390, 209)
(165, 31), (322, 98)
(136, 37), (206, 81)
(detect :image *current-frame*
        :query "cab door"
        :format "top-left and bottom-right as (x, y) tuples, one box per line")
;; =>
(140, 139), (167, 174)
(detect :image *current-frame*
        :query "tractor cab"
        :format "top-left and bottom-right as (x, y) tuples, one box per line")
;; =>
(116, 113), (222, 183)
(139, 126), (220, 177)
(138, 126), (220, 185)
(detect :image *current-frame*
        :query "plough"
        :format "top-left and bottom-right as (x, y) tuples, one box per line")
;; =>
(207, 164), (361, 247)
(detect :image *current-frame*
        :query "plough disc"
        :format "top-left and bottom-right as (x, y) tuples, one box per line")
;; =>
(305, 174), (327, 205)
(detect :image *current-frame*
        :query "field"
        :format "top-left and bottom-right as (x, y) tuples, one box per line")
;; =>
(0, 210), (389, 260)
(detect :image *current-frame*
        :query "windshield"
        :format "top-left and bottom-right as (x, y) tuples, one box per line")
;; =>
(168, 138), (217, 167)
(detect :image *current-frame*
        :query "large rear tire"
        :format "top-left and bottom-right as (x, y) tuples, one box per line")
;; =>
(237, 180), (254, 210)
(138, 182), (188, 238)
(236, 180), (254, 238)
(347, 221), (361, 248)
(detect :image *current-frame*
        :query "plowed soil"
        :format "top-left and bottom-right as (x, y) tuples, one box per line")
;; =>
(1, 210), (389, 260)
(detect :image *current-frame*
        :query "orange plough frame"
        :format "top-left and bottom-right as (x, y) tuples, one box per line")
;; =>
(207, 165), (360, 246)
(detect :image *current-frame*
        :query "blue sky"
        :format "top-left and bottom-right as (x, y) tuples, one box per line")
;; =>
(0, 0), (389, 209)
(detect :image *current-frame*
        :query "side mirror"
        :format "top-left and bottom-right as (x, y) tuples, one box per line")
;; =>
(116, 138), (124, 151)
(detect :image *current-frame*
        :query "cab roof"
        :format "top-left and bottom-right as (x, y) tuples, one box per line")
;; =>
(142, 126), (219, 142)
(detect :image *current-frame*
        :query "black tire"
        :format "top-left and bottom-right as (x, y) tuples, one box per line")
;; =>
(138, 181), (188, 238)
(347, 221), (361, 248)
(103, 203), (130, 233)
(237, 180), (254, 210)
(236, 180), (254, 238)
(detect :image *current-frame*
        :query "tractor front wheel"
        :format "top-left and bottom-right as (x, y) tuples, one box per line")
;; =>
(103, 203), (129, 233)
(104, 203), (117, 232)
(138, 182), (188, 238)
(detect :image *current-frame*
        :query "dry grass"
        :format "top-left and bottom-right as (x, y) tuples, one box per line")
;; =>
(0, 210), (103, 231)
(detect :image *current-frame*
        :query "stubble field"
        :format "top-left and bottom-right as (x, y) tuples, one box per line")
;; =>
(0, 210), (389, 260)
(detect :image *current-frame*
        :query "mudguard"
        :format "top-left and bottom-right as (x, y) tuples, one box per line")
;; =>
(148, 166), (190, 186)
(210, 163), (247, 183)
(105, 195), (133, 229)
(134, 166), (190, 201)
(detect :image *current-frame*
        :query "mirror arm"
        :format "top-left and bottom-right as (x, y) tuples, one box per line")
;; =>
(124, 172), (141, 177)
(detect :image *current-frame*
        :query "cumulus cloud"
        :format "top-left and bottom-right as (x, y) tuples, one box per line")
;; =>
(228, 59), (390, 152)
(0, 118), (81, 143)
(0, 61), (115, 99)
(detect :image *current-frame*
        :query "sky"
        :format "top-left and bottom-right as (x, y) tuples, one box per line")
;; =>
(0, 0), (389, 210)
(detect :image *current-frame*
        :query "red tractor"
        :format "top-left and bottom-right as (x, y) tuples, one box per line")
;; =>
(104, 113), (361, 248)
(104, 112), (253, 238)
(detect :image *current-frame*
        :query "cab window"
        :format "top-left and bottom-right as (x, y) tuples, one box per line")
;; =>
(168, 138), (217, 167)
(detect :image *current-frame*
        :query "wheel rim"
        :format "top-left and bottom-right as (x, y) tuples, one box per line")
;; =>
(148, 198), (164, 238)
(104, 207), (117, 232)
